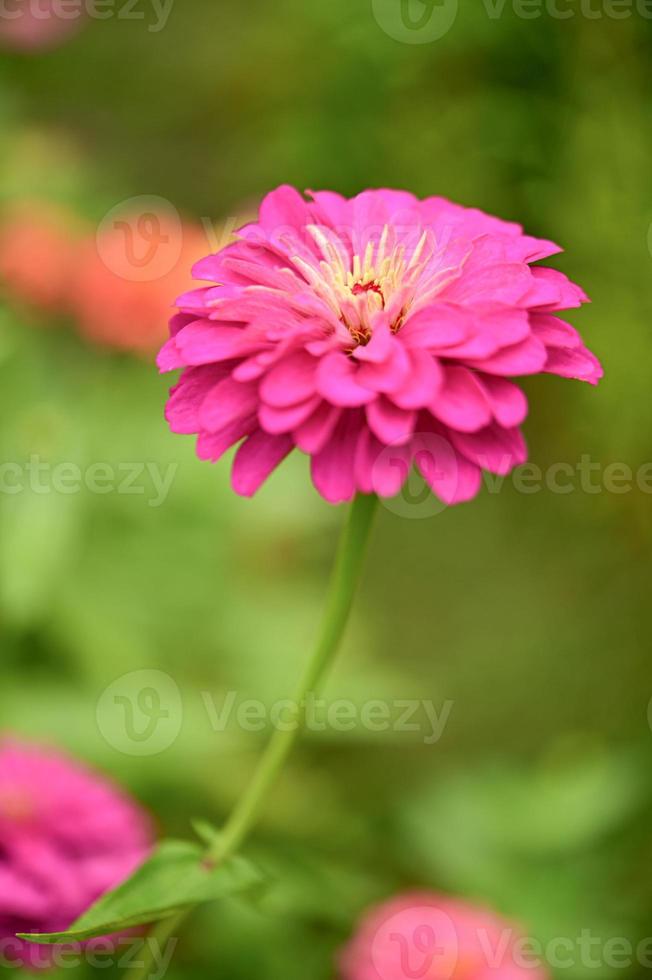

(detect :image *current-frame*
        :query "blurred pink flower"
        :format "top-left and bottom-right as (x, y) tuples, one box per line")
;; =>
(0, 202), (80, 316)
(0, 0), (84, 52)
(158, 186), (602, 504)
(340, 892), (550, 980)
(0, 737), (153, 970)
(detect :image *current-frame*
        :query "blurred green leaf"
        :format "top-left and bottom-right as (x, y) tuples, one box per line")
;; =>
(19, 841), (265, 945)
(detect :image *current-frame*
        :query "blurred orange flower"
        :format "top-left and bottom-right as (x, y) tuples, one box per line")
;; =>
(73, 224), (210, 357)
(0, 202), (80, 317)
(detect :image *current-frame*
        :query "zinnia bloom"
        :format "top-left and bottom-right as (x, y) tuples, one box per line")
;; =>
(0, 738), (152, 970)
(340, 892), (550, 980)
(158, 186), (602, 504)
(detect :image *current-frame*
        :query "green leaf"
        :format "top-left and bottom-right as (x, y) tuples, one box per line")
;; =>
(18, 840), (265, 945)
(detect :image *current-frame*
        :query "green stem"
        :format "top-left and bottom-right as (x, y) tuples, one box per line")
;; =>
(131, 493), (378, 978)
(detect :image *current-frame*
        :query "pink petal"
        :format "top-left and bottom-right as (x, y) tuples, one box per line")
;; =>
(169, 312), (194, 336)
(466, 334), (547, 376)
(196, 415), (256, 462)
(316, 351), (376, 407)
(413, 426), (482, 505)
(294, 402), (341, 454)
(351, 190), (419, 253)
(544, 345), (603, 385)
(172, 320), (260, 365)
(310, 412), (363, 503)
(259, 349), (318, 407)
(192, 243), (256, 285)
(259, 396), (321, 434)
(451, 423), (527, 475)
(231, 430), (293, 496)
(479, 375), (529, 427)
(421, 197), (523, 239)
(520, 235), (563, 262)
(157, 336), (185, 371)
(352, 319), (394, 364)
(0, 868), (51, 917)
(175, 285), (216, 314)
(258, 184), (312, 234)
(356, 338), (411, 394)
(391, 350), (443, 410)
(526, 267), (589, 310)
(431, 309), (531, 360)
(431, 366), (492, 432)
(165, 365), (231, 434)
(366, 398), (416, 445)
(199, 378), (259, 433)
(401, 305), (468, 350)
(355, 428), (412, 497)
(529, 313), (581, 348)
(443, 263), (533, 306)
(233, 352), (276, 382)
(307, 189), (351, 229)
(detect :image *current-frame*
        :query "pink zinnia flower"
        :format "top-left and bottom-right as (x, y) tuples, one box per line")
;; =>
(158, 186), (602, 504)
(0, 738), (153, 970)
(340, 892), (550, 980)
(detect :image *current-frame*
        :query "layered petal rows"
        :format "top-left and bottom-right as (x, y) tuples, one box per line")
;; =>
(0, 739), (152, 969)
(159, 186), (602, 504)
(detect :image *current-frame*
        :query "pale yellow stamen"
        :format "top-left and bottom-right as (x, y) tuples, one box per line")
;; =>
(294, 223), (441, 344)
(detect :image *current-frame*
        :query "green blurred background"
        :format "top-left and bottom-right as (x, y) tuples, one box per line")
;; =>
(0, 1), (651, 977)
